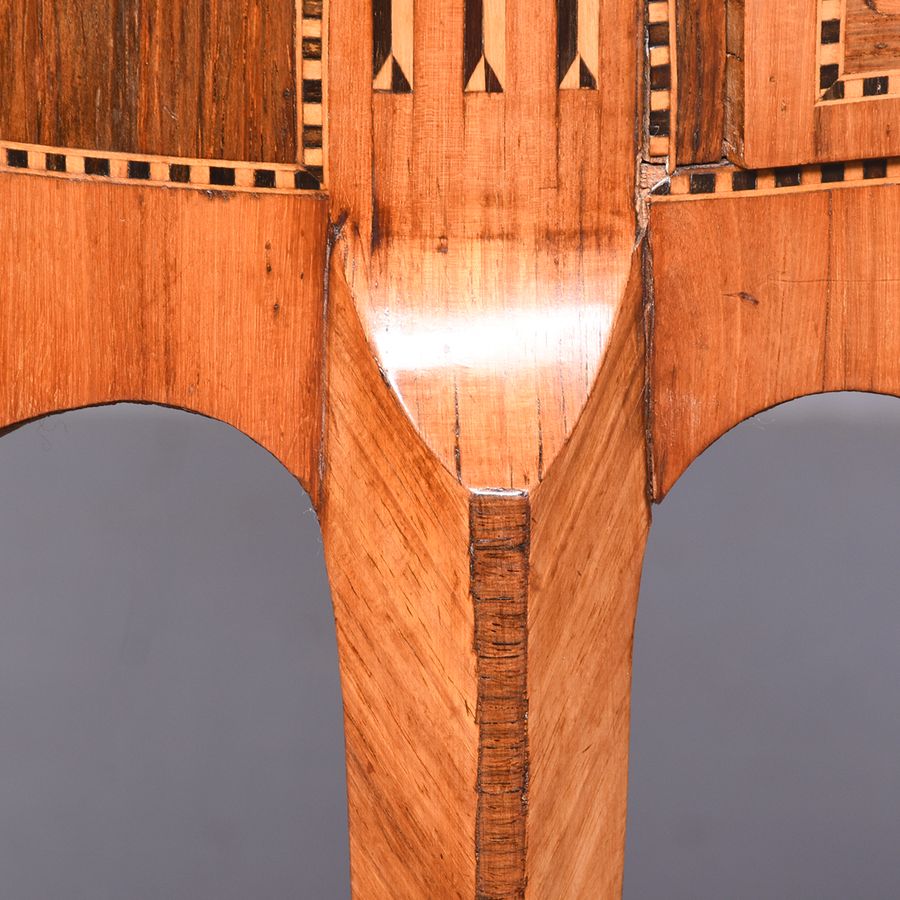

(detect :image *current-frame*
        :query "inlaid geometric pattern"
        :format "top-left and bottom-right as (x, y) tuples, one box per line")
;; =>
(557, 0), (599, 89)
(301, 0), (325, 179)
(645, 0), (673, 161)
(651, 157), (900, 200)
(0, 142), (324, 193)
(818, 0), (900, 102)
(464, 0), (505, 92)
(373, 0), (413, 92)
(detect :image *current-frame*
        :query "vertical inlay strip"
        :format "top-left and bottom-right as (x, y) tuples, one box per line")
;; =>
(471, 490), (529, 899)
(558, 0), (599, 88)
(301, 0), (326, 182)
(373, 0), (413, 92)
(464, 0), (505, 92)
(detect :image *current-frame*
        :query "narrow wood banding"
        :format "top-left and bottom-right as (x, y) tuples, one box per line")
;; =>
(0, 141), (324, 193)
(646, 0), (674, 162)
(470, 491), (529, 899)
(301, 5), (326, 174)
(651, 156), (900, 200)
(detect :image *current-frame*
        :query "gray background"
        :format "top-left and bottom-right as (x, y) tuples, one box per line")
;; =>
(0, 393), (897, 898)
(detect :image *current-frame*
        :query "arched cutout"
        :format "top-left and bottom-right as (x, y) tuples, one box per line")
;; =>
(626, 392), (900, 898)
(0, 403), (349, 898)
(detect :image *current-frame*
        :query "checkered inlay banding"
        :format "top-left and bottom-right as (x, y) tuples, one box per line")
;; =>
(817, 0), (900, 103)
(0, 143), (324, 193)
(301, 0), (325, 182)
(651, 157), (900, 200)
(646, 0), (673, 162)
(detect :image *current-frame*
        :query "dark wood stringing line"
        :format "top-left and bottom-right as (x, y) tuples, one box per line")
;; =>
(471, 491), (529, 900)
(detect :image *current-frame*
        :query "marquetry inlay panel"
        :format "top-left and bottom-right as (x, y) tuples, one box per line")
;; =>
(0, 0), (326, 187)
(651, 156), (900, 201)
(819, 0), (900, 102)
(727, 0), (900, 167)
(0, 141), (324, 194)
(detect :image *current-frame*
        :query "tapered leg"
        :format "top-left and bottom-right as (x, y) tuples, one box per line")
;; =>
(321, 258), (650, 898)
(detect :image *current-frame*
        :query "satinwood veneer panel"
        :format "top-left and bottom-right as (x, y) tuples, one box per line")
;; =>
(0, 0), (298, 163)
(0, 172), (326, 497)
(650, 183), (900, 498)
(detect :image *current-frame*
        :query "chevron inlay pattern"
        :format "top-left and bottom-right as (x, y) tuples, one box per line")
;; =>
(557, 0), (599, 88)
(373, 0), (413, 92)
(464, 0), (505, 92)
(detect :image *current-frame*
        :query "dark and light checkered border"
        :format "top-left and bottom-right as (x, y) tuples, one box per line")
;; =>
(646, 0), (673, 162)
(0, 143), (324, 193)
(651, 157), (900, 200)
(818, 0), (900, 103)
(301, 0), (325, 171)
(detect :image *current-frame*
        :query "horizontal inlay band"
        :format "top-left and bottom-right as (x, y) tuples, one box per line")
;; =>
(651, 157), (900, 201)
(0, 141), (324, 193)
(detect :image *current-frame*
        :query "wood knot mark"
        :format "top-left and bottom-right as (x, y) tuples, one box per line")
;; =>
(470, 490), (529, 900)
(725, 290), (760, 306)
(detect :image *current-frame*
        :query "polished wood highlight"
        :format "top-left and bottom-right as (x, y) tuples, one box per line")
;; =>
(4, 0), (900, 896)
(329, 0), (639, 489)
(0, 0), (299, 163)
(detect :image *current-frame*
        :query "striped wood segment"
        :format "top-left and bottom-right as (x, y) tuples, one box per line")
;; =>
(0, 0), (298, 163)
(471, 491), (530, 899)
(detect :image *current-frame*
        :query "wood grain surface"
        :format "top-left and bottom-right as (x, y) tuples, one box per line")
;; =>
(0, 171), (326, 497)
(528, 252), (650, 899)
(674, 0), (725, 164)
(471, 491), (530, 898)
(321, 261), (478, 899)
(844, 0), (900, 74)
(0, 0), (298, 163)
(329, 0), (640, 489)
(649, 183), (900, 498)
(726, 0), (900, 167)
(9, 1), (900, 897)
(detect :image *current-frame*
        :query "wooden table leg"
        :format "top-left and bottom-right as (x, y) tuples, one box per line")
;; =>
(322, 256), (650, 897)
